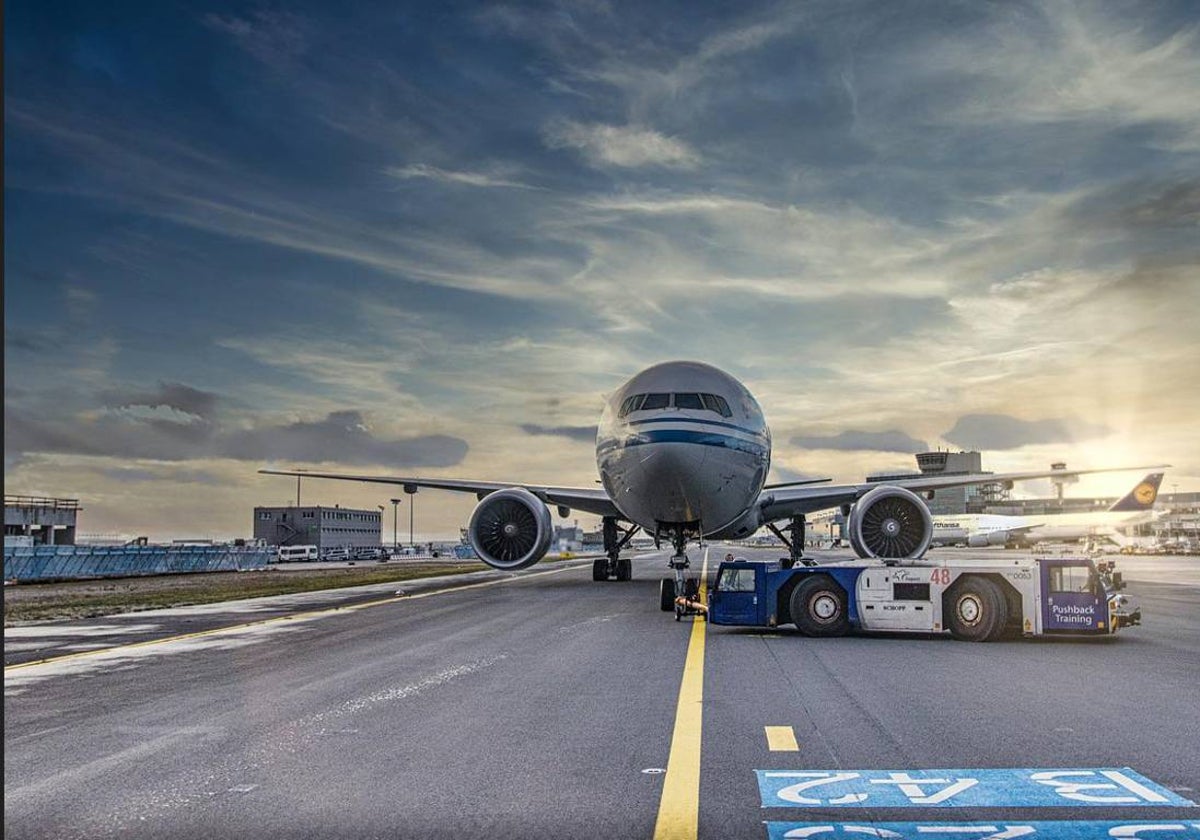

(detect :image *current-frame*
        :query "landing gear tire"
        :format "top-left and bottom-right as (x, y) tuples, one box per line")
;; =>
(789, 575), (850, 637)
(616, 557), (632, 581)
(592, 558), (608, 582)
(945, 576), (1007, 642)
(659, 578), (676, 612)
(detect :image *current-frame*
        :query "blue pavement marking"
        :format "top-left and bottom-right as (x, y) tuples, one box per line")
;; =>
(765, 822), (1200, 839)
(756, 769), (1195, 809)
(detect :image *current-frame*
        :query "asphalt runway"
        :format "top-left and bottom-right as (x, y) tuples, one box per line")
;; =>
(5, 546), (1199, 839)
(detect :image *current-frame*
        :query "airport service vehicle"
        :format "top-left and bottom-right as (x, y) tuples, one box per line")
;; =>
(707, 554), (1140, 641)
(276, 544), (319, 562)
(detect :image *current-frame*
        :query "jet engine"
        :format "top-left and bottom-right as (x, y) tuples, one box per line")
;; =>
(847, 485), (934, 561)
(967, 532), (1010, 548)
(467, 487), (553, 570)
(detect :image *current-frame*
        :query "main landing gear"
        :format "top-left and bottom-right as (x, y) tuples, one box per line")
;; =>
(592, 518), (640, 582)
(765, 514), (817, 570)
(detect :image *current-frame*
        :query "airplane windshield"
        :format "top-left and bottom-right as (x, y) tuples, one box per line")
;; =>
(701, 393), (732, 417)
(618, 392), (733, 418)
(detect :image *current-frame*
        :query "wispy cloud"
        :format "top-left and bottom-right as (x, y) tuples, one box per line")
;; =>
(544, 121), (700, 168)
(384, 164), (543, 190)
(203, 10), (310, 70)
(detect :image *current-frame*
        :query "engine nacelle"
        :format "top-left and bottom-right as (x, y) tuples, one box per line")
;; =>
(848, 485), (933, 561)
(467, 487), (553, 570)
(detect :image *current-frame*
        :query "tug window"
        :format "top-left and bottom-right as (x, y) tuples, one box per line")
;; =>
(1050, 565), (1095, 594)
(718, 567), (757, 592)
(673, 392), (704, 410)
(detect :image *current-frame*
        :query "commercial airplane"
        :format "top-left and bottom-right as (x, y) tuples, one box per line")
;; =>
(260, 361), (1160, 607)
(931, 472), (1164, 549)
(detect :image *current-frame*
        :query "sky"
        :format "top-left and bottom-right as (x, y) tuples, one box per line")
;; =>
(5, 0), (1200, 543)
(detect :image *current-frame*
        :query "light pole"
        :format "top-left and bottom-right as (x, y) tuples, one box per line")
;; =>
(404, 485), (417, 548)
(390, 499), (401, 554)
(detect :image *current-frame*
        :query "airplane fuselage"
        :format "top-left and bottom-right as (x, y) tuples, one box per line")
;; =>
(596, 361), (771, 538)
(932, 510), (1154, 546)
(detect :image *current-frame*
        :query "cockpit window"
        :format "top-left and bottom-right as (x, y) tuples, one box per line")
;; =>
(702, 393), (732, 417)
(620, 392), (732, 417)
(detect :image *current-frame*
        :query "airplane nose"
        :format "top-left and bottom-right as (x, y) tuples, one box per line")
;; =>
(638, 442), (705, 522)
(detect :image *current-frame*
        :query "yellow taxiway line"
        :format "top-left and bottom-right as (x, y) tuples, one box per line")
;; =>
(4, 562), (586, 673)
(764, 725), (799, 752)
(653, 548), (709, 840)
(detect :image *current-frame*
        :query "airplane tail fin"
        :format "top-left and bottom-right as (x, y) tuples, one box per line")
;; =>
(1108, 473), (1164, 512)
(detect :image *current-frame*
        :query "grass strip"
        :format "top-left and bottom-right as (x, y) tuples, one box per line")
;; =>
(4, 563), (487, 625)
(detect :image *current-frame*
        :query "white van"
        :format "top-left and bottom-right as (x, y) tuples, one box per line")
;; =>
(277, 545), (319, 562)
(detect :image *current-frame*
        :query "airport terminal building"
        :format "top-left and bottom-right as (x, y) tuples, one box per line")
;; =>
(253, 505), (382, 552)
(4, 496), (79, 546)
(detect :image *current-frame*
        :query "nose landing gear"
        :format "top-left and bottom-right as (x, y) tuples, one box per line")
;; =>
(658, 525), (705, 620)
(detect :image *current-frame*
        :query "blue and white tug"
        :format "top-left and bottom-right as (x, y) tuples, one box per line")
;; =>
(708, 554), (1140, 641)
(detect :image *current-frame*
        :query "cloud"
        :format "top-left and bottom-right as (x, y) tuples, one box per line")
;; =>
(543, 121), (700, 168)
(225, 411), (467, 467)
(95, 466), (227, 485)
(1066, 177), (1200, 233)
(384, 164), (541, 190)
(100, 381), (220, 420)
(520, 423), (598, 443)
(942, 413), (1112, 451)
(767, 465), (829, 485)
(5, 402), (468, 469)
(790, 429), (930, 454)
(204, 10), (309, 69)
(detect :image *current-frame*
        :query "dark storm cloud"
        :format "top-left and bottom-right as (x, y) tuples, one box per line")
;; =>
(224, 411), (467, 467)
(520, 424), (598, 443)
(4, 404), (468, 468)
(943, 413), (1111, 451)
(790, 429), (929, 454)
(100, 381), (221, 419)
(1066, 177), (1200, 233)
(96, 466), (227, 485)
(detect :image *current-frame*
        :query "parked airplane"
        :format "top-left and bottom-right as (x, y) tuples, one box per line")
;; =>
(931, 472), (1164, 549)
(260, 361), (1161, 606)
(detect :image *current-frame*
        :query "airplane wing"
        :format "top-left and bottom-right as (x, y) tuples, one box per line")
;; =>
(257, 468), (624, 519)
(756, 465), (1170, 524)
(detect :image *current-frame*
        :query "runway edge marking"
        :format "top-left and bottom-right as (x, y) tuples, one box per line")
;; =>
(3, 562), (586, 672)
(654, 549), (709, 840)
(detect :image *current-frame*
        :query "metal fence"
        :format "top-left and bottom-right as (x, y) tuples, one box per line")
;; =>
(3, 545), (274, 582)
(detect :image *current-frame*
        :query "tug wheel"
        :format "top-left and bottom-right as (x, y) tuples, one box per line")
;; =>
(789, 575), (849, 637)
